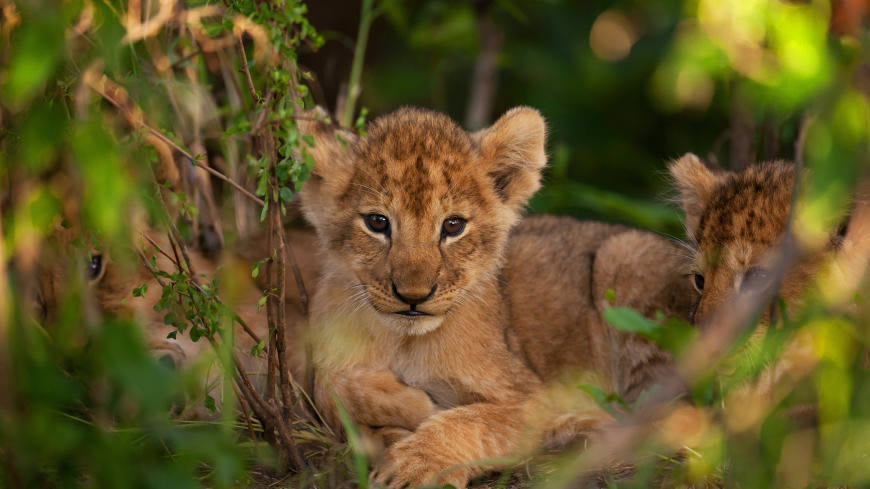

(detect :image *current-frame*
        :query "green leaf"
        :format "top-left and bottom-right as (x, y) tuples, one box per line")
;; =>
(605, 289), (616, 303)
(334, 397), (370, 489)
(604, 307), (698, 355)
(71, 122), (131, 240)
(578, 384), (626, 417)
(279, 186), (293, 202)
(18, 102), (67, 173)
(2, 9), (65, 104)
(259, 202), (269, 222)
(204, 394), (217, 412)
(250, 341), (266, 357)
(603, 307), (660, 336)
(133, 284), (148, 298)
(654, 317), (699, 356)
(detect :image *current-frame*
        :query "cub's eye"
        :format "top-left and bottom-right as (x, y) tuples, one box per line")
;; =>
(364, 214), (390, 234)
(741, 266), (771, 292)
(87, 254), (104, 281)
(442, 217), (467, 238)
(692, 273), (705, 292)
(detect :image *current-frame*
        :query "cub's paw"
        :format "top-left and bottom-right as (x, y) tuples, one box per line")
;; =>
(359, 426), (414, 464)
(542, 410), (614, 451)
(369, 437), (468, 489)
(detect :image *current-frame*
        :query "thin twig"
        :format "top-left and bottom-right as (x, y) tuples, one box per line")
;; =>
(794, 111), (812, 172)
(281, 64), (311, 319)
(238, 36), (259, 104)
(285, 246), (309, 316)
(252, 89), (276, 134)
(233, 383), (257, 440)
(234, 356), (306, 468)
(144, 123), (265, 206)
(169, 48), (203, 69)
(273, 205), (297, 421)
(265, 209), (279, 404)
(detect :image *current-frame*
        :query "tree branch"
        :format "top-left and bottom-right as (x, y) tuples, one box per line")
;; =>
(729, 79), (755, 171)
(465, 0), (502, 130)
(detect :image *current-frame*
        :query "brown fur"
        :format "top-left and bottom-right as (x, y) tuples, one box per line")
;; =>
(298, 107), (698, 488)
(503, 216), (697, 402)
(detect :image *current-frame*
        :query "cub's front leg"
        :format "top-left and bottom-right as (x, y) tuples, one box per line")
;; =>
(317, 367), (440, 433)
(371, 401), (527, 489)
(370, 397), (615, 489)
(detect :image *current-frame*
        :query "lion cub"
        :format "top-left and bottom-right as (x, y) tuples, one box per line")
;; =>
(299, 107), (595, 487)
(668, 153), (869, 429)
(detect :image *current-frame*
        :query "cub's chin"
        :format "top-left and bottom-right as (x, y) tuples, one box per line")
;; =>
(378, 312), (445, 336)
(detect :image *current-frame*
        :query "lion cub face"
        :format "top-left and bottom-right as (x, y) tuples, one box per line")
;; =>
(669, 154), (833, 325)
(300, 107), (546, 335)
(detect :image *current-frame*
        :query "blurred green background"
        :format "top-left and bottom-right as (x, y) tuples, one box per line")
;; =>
(300, 0), (741, 236)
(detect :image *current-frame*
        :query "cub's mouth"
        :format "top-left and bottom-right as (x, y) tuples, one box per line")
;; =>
(395, 309), (432, 317)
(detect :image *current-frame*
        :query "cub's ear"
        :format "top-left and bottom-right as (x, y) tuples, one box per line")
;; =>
(668, 153), (724, 240)
(476, 107), (547, 209)
(297, 108), (358, 228)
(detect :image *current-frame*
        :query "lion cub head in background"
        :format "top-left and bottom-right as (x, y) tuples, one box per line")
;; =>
(299, 106), (546, 335)
(669, 154), (865, 325)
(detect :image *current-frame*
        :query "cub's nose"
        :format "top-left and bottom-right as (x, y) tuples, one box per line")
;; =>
(392, 283), (437, 306)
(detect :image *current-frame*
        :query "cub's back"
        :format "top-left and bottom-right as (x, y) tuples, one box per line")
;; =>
(502, 215), (697, 400)
(502, 216), (625, 382)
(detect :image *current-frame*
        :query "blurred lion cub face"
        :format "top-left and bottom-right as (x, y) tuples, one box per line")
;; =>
(299, 107), (546, 335)
(669, 154), (853, 325)
(32, 225), (219, 368)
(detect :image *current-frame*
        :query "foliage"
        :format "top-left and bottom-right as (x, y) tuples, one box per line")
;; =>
(0, 0), (331, 487)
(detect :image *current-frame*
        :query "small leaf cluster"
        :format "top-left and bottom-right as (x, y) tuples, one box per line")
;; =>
(150, 256), (231, 344)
